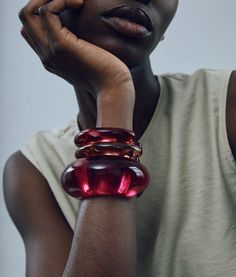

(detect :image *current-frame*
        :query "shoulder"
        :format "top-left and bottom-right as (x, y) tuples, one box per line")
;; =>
(159, 68), (231, 80)
(3, 151), (73, 275)
(158, 68), (232, 95)
(3, 151), (73, 238)
(226, 71), (236, 159)
(19, 119), (79, 182)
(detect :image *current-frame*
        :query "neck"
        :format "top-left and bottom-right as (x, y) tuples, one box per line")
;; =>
(75, 58), (160, 140)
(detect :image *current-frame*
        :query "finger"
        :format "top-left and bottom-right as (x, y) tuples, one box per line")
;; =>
(19, 0), (52, 52)
(21, 26), (40, 55)
(38, 0), (84, 43)
(39, 0), (120, 84)
(39, 0), (100, 67)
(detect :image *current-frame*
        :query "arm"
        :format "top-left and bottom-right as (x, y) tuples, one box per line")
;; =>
(64, 195), (137, 277)
(3, 151), (73, 276)
(4, 84), (137, 277)
(5, 1), (138, 276)
(3, 149), (137, 277)
(226, 70), (236, 159)
(63, 83), (137, 277)
(3, 84), (137, 277)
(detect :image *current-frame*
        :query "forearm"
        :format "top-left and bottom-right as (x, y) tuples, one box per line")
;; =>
(63, 82), (137, 276)
(96, 82), (135, 129)
(62, 197), (137, 277)
(74, 81), (135, 130)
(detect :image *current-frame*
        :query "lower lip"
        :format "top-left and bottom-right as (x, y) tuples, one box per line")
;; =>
(102, 16), (151, 39)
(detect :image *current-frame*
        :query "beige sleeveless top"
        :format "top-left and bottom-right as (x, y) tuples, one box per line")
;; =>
(20, 69), (236, 277)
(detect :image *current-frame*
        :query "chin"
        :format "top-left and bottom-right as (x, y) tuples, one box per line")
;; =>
(88, 35), (153, 68)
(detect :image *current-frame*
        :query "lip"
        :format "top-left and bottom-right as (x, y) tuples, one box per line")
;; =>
(102, 16), (151, 39)
(102, 5), (153, 38)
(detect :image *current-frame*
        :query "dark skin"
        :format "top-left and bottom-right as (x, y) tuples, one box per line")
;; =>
(76, 58), (161, 140)
(59, 0), (175, 138)
(3, 0), (236, 276)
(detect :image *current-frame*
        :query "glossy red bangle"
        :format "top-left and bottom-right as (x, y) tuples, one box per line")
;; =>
(74, 128), (136, 147)
(61, 156), (149, 199)
(61, 128), (150, 199)
(75, 142), (142, 160)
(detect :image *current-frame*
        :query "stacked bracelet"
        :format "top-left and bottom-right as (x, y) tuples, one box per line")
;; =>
(61, 128), (150, 199)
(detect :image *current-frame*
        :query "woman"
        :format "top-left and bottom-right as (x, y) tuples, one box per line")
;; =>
(3, 0), (236, 276)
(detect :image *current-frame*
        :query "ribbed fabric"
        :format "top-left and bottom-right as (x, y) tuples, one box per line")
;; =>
(20, 69), (236, 277)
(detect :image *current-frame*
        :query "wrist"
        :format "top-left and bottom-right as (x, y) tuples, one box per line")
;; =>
(100, 78), (135, 97)
(96, 96), (134, 129)
(97, 82), (135, 129)
(61, 127), (150, 200)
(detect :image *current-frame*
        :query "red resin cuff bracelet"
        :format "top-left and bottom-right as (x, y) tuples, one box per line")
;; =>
(75, 142), (142, 160)
(61, 128), (150, 199)
(74, 128), (136, 147)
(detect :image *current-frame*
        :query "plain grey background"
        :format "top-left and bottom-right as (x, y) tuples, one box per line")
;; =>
(1, 0), (236, 276)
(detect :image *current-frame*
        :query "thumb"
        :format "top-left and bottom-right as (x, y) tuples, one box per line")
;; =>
(38, 0), (84, 40)
(64, 0), (84, 10)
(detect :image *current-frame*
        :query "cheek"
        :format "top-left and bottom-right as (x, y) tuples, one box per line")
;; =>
(60, 8), (158, 56)
(59, 10), (81, 33)
(59, 3), (165, 66)
(59, 0), (106, 34)
(164, 0), (179, 25)
(154, 0), (179, 27)
(59, 5), (104, 38)
(157, 0), (179, 12)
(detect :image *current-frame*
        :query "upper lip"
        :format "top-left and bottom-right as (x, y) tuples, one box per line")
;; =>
(102, 6), (153, 31)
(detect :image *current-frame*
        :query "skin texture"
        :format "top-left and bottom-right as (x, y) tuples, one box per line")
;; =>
(60, 0), (179, 138)
(3, 0), (236, 276)
(59, 0), (178, 67)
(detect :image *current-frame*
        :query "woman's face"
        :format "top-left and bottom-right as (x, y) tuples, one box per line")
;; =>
(60, 0), (179, 67)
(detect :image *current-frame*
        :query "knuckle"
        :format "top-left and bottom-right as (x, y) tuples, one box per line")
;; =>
(18, 7), (29, 22)
(43, 64), (53, 73)
(38, 5), (48, 17)
(42, 50), (54, 66)
(41, 47), (60, 67)
(41, 56), (52, 70)
(20, 27), (26, 37)
(42, 58), (56, 73)
(52, 40), (66, 55)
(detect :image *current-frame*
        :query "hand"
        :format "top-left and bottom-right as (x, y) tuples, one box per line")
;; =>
(19, 0), (133, 91)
